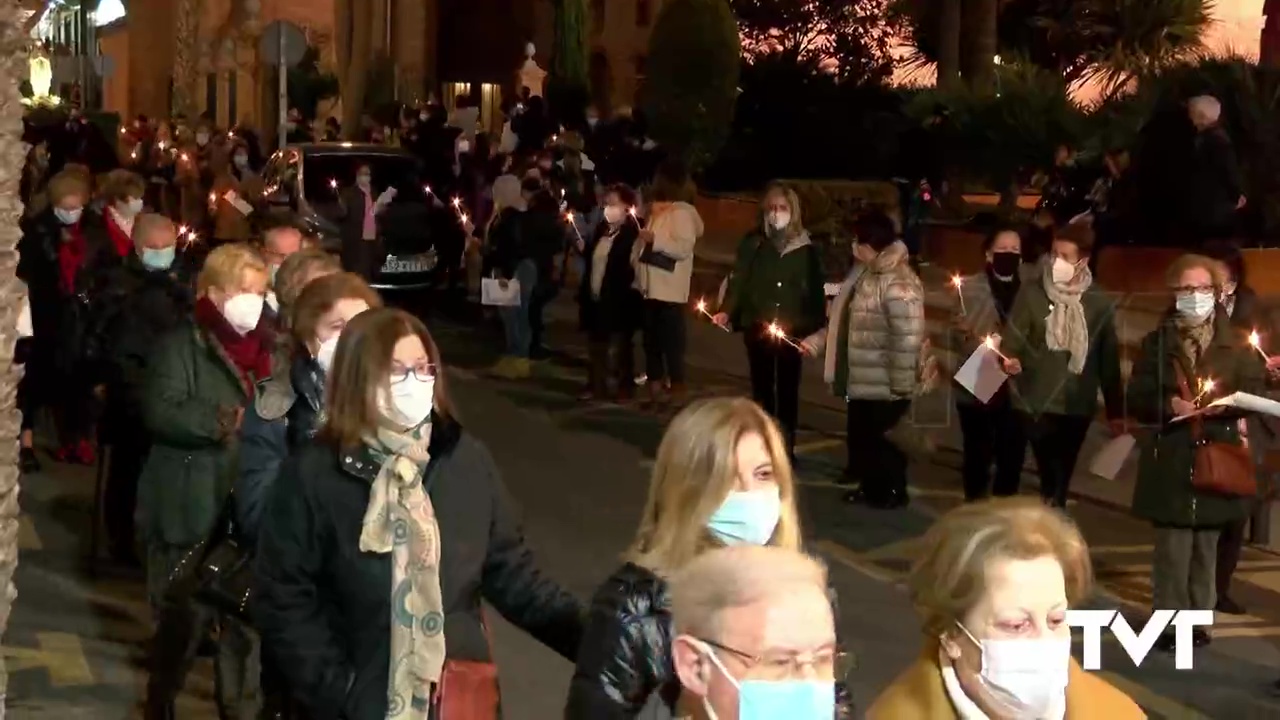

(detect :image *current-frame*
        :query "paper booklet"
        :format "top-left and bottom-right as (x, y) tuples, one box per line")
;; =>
(480, 277), (521, 307)
(1089, 434), (1136, 481)
(954, 344), (1009, 404)
(1171, 392), (1280, 422)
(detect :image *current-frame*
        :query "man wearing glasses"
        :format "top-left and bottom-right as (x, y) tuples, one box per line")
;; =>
(669, 545), (845, 719)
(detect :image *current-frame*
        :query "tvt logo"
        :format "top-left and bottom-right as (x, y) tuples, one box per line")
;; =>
(1067, 609), (1213, 670)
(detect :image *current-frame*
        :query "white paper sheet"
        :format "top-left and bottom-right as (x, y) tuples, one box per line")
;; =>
(1172, 392), (1280, 421)
(481, 278), (521, 307)
(954, 344), (1009, 403)
(824, 283), (842, 297)
(1089, 434), (1136, 480)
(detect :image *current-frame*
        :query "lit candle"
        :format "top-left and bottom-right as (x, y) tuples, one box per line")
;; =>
(451, 196), (465, 220)
(767, 322), (802, 350)
(951, 274), (967, 315)
(1194, 377), (1216, 404)
(459, 212), (470, 229)
(564, 211), (584, 243)
(983, 335), (1009, 363)
(1249, 329), (1269, 362)
(694, 298), (730, 332)
(329, 178), (337, 190)
(423, 185), (433, 196)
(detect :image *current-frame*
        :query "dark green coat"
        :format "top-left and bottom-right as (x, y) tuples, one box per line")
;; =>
(1127, 310), (1262, 528)
(721, 230), (826, 338)
(1000, 279), (1124, 419)
(137, 322), (254, 547)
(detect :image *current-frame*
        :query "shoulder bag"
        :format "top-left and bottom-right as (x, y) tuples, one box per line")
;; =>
(1174, 362), (1257, 497)
(432, 614), (500, 720)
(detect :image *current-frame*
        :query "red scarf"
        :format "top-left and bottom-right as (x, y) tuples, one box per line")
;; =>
(57, 223), (86, 294)
(194, 296), (274, 391)
(105, 211), (132, 257)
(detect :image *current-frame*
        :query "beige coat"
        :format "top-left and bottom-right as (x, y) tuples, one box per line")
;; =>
(806, 240), (925, 400)
(632, 201), (703, 304)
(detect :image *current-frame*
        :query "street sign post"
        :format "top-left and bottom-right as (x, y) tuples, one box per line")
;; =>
(258, 20), (307, 150)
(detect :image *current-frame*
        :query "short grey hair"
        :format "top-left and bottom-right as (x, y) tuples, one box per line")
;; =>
(131, 212), (176, 247)
(670, 545), (828, 639)
(1188, 95), (1221, 124)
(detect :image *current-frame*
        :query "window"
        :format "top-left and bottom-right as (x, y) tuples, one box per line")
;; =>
(636, 0), (652, 27)
(591, 0), (605, 34)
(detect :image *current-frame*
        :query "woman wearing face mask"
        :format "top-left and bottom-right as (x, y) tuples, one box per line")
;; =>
(714, 184), (825, 456)
(566, 397), (852, 718)
(237, 271), (379, 544)
(1127, 254), (1263, 654)
(209, 142), (264, 248)
(137, 243), (274, 613)
(254, 307), (584, 720)
(338, 162), (395, 281)
(998, 221), (1125, 508)
(16, 169), (119, 468)
(950, 227), (1030, 501)
(868, 498), (1142, 719)
(485, 174), (537, 378)
(98, 169), (148, 257)
(576, 183), (643, 401)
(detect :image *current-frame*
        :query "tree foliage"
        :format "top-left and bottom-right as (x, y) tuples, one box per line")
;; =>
(644, 0), (741, 173)
(287, 46), (340, 121)
(549, 0), (591, 121)
(731, 0), (900, 85)
(897, 0), (1212, 95)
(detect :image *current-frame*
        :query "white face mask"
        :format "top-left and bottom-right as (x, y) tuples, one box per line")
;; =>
(380, 376), (436, 428)
(1176, 290), (1215, 319)
(957, 624), (1071, 719)
(117, 198), (143, 218)
(768, 210), (791, 231)
(1050, 257), (1077, 285)
(315, 333), (340, 374)
(221, 293), (265, 335)
(233, 154), (249, 169)
(603, 205), (625, 225)
(196, 132), (210, 146)
(356, 174), (372, 189)
(457, 140), (471, 154)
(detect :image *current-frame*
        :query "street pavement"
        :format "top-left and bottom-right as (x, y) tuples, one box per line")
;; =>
(5, 288), (1280, 718)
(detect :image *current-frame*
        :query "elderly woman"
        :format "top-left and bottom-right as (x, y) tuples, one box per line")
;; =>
(1127, 253), (1263, 653)
(867, 498), (1143, 719)
(715, 183), (825, 456)
(999, 221), (1125, 508)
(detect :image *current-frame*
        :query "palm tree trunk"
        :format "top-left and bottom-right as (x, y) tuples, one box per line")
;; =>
(173, 0), (201, 116)
(338, 0), (374, 138)
(0, 0), (29, 711)
(961, 0), (998, 93)
(937, 0), (962, 90)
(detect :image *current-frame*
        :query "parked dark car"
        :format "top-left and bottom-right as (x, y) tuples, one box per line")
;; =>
(259, 143), (448, 291)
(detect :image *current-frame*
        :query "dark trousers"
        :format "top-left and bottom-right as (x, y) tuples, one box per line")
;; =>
(846, 399), (912, 499)
(957, 395), (1027, 501)
(51, 369), (96, 446)
(1024, 412), (1092, 507)
(1217, 515), (1247, 600)
(104, 434), (148, 555)
(528, 281), (557, 353)
(642, 300), (687, 385)
(744, 324), (802, 453)
(587, 331), (636, 395)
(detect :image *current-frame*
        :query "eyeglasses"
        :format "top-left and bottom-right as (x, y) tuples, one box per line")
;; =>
(390, 364), (437, 384)
(1174, 285), (1214, 294)
(699, 638), (853, 682)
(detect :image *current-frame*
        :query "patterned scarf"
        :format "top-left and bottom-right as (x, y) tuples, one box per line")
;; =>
(1041, 259), (1092, 375)
(1175, 310), (1215, 369)
(360, 423), (446, 718)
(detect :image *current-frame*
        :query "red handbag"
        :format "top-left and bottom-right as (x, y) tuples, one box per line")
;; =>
(1174, 363), (1257, 498)
(433, 615), (499, 720)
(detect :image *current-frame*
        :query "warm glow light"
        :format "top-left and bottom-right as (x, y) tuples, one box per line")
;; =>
(29, 55), (52, 99)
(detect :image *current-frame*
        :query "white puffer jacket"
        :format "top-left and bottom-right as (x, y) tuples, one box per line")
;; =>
(806, 240), (925, 400)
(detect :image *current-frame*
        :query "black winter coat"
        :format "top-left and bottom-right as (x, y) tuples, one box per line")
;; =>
(253, 416), (585, 720)
(577, 220), (642, 337)
(93, 252), (197, 442)
(18, 208), (119, 377)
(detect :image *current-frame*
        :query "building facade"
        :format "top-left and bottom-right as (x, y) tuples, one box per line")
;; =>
(587, 0), (664, 112)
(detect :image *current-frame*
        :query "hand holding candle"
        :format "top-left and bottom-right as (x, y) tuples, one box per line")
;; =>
(1249, 329), (1270, 363)
(767, 322), (803, 350)
(983, 335), (1009, 363)
(695, 299), (731, 332)
(1194, 377), (1216, 404)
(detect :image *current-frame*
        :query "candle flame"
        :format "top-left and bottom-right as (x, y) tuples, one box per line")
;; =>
(951, 275), (963, 287)
(1200, 378), (1216, 393)
(423, 185), (433, 195)
(628, 206), (637, 216)
(984, 335), (997, 350)
(696, 299), (707, 313)
(1250, 330), (1261, 347)
(460, 213), (469, 224)
(451, 197), (461, 207)
(329, 178), (337, 188)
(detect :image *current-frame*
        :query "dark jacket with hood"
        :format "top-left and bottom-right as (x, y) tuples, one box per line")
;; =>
(253, 416), (585, 720)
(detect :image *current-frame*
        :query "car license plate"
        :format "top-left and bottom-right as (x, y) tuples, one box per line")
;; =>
(381, 251), (437, 274)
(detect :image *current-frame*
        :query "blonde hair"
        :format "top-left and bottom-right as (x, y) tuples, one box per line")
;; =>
(1164, 253), (1226, 290)
(624, 397), (803, 575)
(761, 182), (805, 237)
(99, 168), (146, 204)
(908, 498), (1093, 639)
(197, 242), (267, 295)
(670, 545), (828, 638)
(47, 169), (90, 205)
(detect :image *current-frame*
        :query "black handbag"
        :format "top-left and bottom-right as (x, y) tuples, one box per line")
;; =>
(164, 495), (254, 620)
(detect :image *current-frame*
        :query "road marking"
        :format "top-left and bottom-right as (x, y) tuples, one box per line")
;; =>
(1095, 670), (1211, 720)
(1089, 544), (1155, 554)
(18, 514), (41, 551)
(2, 632), (94, 686)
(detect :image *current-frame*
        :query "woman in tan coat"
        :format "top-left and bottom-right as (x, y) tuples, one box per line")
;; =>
(209, 142), (264, 246)
(867, 498), (1145, 720)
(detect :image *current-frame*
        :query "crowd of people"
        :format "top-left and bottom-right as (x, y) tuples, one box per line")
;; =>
(11, 86), (1279, 720)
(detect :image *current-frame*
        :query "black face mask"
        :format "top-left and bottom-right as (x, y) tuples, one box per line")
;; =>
(990, 251), (1021, 279)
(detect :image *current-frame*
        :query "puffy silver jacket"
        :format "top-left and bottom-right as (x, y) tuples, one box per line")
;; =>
(809, 240), (925, 400)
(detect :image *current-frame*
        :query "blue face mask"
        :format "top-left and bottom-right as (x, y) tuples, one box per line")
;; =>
(707, 487), (781, 546)
(140, 246), (175, 270)
(54, 207), (83, 225)
(701, 642), (835, 720)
